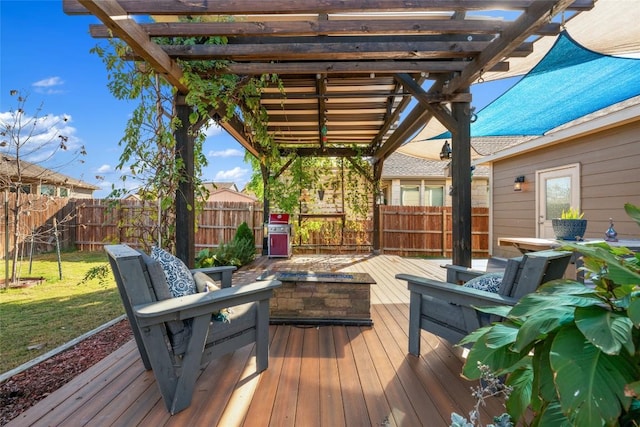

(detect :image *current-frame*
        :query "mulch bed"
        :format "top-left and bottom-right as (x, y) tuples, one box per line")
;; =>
(0, 319), (133, 426)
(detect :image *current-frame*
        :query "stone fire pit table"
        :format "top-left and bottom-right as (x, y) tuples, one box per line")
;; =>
(257, 270), (376, 326)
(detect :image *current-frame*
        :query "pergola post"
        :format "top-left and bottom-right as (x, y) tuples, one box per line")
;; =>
(175, 95), (195, 267)
(261, 163), (270, 256)
(451, 88), (472, 267)
(372, 160), (383, 253)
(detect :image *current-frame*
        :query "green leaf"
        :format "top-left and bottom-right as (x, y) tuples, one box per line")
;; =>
(475, 305), (512, 318)
(627, 297), (640, 327)
(550, 327), (636, 426)
(575, 305), (634, 355)
(462, 326), (523, 379)
(504, 365), (532, 423)
(512, 306), (575, 352)
(509, 292), (600, 319)
(534, 401), (571, 427)
(624, 203), (640, 227)
(570, 244), (640, 285)
(531, 339), (558, 404)
(484, 323), (520, 349)
(458, 325), (492, 347)
(536, 281), (597, 296)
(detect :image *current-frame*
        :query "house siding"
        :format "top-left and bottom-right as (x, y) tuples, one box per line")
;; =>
(491, 119), (640, 257)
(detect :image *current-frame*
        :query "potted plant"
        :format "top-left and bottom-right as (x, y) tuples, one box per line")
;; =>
(458, 203), (640, 426)
(552, 207), (587, 240)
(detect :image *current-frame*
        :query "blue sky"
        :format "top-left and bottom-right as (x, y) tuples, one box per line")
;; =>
(0, 1), (514, 198)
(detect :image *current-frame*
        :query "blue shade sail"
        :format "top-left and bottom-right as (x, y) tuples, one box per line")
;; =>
(437, 31), (640, 138)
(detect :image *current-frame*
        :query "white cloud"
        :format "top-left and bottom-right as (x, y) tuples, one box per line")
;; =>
(0, 111), (82, 163)
(32, 76), (64, 88)
(32, 77), (65, 94)
(214, 166), (249, 181)
(202, 121), (223, 138)
(97, 164), (112, 173)
(208, 148), (244, 158)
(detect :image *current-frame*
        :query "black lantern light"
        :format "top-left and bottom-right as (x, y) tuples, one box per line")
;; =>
(439, 140), (452, 160)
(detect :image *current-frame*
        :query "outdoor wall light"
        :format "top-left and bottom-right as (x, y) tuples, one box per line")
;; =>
(514, 175), (525, 191)
(439, 140), (452, 160)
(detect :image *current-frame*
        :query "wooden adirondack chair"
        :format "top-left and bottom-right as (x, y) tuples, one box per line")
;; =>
(396, 250), (572, 355)
(105, 244), (281, 414)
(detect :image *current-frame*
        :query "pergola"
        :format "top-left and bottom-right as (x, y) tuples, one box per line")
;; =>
(64, 0), (594, 266)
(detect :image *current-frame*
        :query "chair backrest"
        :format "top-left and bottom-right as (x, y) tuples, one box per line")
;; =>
(500, 250), (572, 299)
(106, 244), (191, 363)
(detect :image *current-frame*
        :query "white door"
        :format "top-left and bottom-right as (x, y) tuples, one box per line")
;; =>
(536, 163), (581, 238)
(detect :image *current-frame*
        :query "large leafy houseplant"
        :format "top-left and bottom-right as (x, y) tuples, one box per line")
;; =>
(460, 203), (640, 426)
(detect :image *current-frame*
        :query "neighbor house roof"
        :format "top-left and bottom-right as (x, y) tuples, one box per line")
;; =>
(0, 155), (99, 190)
(382, 152), (489, 179)
(203, 182), (239, 193)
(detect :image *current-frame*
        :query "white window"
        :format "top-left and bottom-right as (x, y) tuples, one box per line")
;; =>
(424, 186), (444, 207)
(40, 184), (56, 196)
(401, 185), (420, 206)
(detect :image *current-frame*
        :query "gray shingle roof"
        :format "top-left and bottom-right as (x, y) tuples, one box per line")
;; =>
(382, 152), (489, 178)
(0, 155), (99, 190)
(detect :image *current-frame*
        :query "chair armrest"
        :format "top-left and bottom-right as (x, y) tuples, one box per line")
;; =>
(443, 265), (486, 284)
(133, 280), (281, 327)
(396, 273), (517, 307)
(191, 265), (237, 288)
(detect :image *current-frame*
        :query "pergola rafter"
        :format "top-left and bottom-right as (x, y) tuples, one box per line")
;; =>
(65, 0), (594, 266)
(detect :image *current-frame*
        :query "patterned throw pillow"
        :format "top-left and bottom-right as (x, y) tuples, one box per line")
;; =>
(463, 272), (504, 294)
(151, 246), (197, 298)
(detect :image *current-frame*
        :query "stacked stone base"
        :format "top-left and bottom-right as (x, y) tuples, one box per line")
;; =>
(262, 271), (375, 326)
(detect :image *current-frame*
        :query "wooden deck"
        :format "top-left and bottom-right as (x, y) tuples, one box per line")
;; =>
(9, 255), (504, 427)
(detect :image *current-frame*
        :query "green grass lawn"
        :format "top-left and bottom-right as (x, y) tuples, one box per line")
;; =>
(0, 250), (124, 374)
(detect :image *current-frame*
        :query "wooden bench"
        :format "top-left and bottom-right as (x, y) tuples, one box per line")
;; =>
(396, 250), (572, 355)
(105, 244), (281, 414)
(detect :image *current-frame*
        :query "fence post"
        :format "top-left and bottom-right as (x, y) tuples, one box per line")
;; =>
(442, 209), (447, 257)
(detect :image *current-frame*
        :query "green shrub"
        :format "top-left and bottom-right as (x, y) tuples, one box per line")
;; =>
(195, 222), (256, 268)
(234, 222), (254, 244)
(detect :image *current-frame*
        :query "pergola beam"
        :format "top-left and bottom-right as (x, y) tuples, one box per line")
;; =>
(394, 73), (458, 133)
(89, 20), (562, 38)
(210, 61), (510, 76)
(65, 0), (595, 15)
(76, 0), (188, 94)
(156, 40), (534, 61)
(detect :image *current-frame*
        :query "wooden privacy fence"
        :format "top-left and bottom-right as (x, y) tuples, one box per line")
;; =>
(75, 200), (265, 252)
(1, 198), (489, 258)
(380, 206), (489, 258)
(0, 194), (76, 258)
(297, 206), (489, 257)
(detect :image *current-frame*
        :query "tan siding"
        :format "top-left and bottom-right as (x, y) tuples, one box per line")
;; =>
(492, 119), (640, 257)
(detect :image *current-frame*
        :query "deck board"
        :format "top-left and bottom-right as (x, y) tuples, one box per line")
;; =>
(7, 255), (507, 427)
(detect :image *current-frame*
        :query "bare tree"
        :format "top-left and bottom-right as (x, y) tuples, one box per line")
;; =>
(0, 90), (86, 287)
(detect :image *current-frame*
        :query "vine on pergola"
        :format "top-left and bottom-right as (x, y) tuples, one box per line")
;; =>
(93, 20), (375, 250)
(91, 28), (281, 251)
